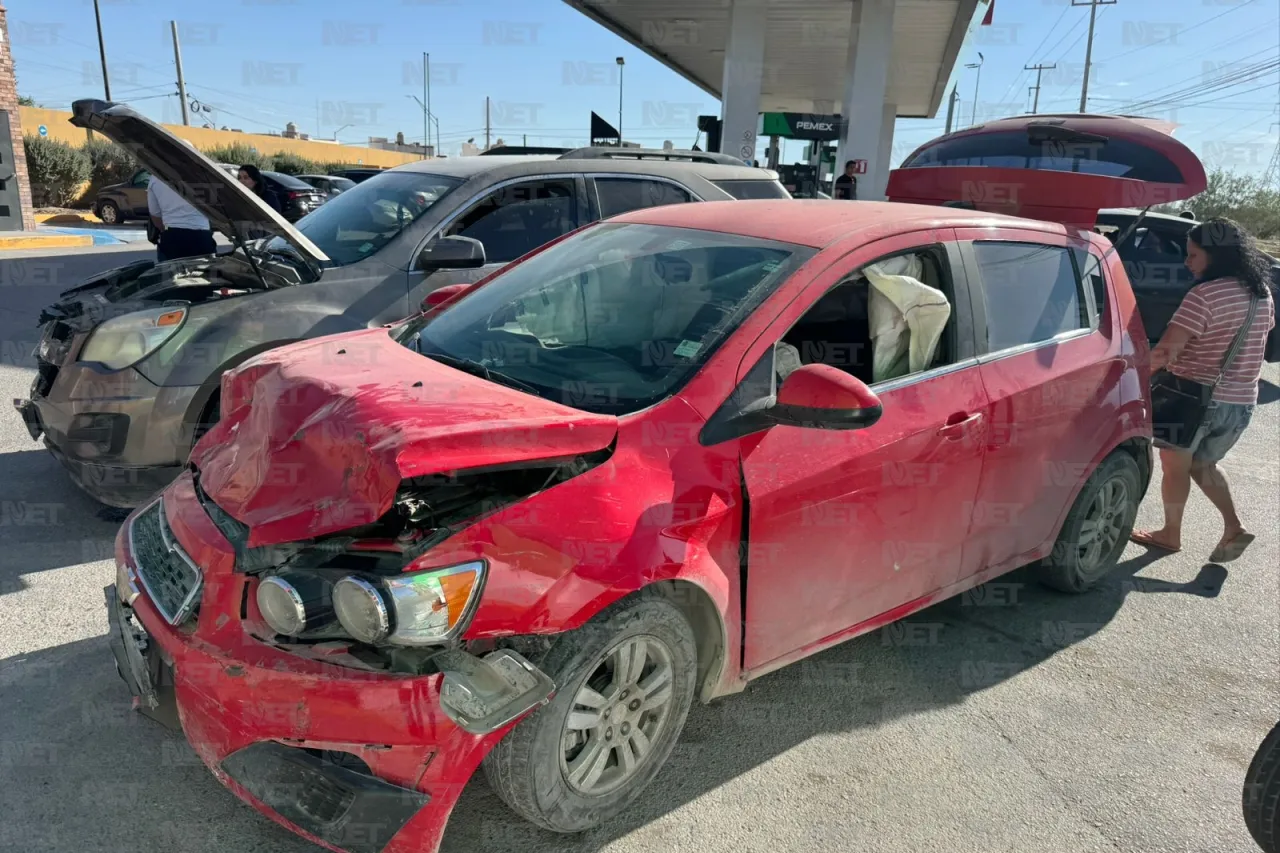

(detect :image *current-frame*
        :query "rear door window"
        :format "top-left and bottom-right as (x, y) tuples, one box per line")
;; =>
(971, 241), (1090, 353)
(712, 179), (792, 200)
(593, 177), (694, 218)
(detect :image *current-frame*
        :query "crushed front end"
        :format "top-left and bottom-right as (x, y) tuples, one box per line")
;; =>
(106, 469), (565, 853)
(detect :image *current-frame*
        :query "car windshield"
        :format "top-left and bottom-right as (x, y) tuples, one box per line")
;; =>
(395, 222), (813, 415)
(265, 170), (314, 190)
(267, 170), (463, 266)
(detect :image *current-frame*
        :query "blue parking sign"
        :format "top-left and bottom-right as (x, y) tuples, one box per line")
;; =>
(38, 125), (47, 136)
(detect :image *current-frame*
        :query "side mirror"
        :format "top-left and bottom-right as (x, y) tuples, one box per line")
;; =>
(421, 282), (469, 313)
(770, 364), (882, 430)
(417, 235), (486, 272)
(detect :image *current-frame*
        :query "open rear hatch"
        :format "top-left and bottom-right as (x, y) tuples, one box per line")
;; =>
(886, 114), (1207, 229)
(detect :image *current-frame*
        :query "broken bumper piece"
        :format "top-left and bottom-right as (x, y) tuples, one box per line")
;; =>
(435, 648), (556, 735)
(220, 742), (430, 853)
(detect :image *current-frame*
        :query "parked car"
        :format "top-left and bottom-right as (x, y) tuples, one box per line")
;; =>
(296, 173), (357, 198)
(258, 170), (328, 221)
(102, 114), (1204, 853)
(1245, 720), (1280, 852)
(94, 168), (151, 224)
(329, 167), (386, 183)
(15, 99), (793, 509)
(1094, 207), (1280, 358)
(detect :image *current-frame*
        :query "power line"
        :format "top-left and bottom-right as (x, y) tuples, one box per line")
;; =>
(1121, 57), (1279, 112)
(992, 4), (1074, 109)
(1095, 0), (1263, 64)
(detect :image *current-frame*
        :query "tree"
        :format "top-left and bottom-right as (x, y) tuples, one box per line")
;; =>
(18, 95), (37, 107)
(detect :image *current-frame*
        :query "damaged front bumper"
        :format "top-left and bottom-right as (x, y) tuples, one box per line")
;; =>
(105, 567), (554, 853)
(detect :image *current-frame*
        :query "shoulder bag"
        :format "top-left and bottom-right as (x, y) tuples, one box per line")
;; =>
(1150, 291), (1260, 449)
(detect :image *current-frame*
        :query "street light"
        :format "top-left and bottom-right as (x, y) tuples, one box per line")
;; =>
(616, 56), (625, 146)
(333, 123), (352, 141)
(965, 52), (984, 127)
(406, 94), (441, 156)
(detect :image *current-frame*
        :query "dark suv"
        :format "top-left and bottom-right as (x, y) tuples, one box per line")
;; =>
(16, 98), (791, 508)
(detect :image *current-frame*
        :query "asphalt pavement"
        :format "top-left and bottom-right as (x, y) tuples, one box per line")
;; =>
(0, 244), (1276, 853)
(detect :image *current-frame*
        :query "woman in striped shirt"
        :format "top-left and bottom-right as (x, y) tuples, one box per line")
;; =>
(1130, 218), (1276, 563)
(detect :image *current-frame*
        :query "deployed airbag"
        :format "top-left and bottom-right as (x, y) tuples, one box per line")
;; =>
(864, 255), (951, 382)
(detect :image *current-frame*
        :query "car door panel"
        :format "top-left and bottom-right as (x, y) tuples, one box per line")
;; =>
(956, 228), (1119, 575)
(1118, 226), (1195, 341)
(729, 229), (991, 672)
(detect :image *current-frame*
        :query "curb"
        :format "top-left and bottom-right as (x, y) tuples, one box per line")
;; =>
(0, 233), (95, 249)
(35, 212), (103, 225)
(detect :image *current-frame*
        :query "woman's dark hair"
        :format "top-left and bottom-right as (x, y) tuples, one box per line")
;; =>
(1188, 217), (1273, 298)
(238, 163), (265, 193)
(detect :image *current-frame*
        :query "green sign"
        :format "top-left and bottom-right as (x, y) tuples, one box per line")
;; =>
(761, 112), (843, 141)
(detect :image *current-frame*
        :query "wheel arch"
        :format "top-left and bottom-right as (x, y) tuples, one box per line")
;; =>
(180, 338), (302, 445)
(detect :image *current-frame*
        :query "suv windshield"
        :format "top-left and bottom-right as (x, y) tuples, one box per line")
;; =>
(269, 171), (463, 266)
(396, 222), (813, 415)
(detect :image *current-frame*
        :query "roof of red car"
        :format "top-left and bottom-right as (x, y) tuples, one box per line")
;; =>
(612, 199), (1071, 249)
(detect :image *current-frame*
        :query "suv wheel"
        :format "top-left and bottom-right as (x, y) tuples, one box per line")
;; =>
(97, 200), (121, 224)
(483, 590), (697, 833)
(1245, 720), (1280, 853)
(1037, 451), (1141, 593)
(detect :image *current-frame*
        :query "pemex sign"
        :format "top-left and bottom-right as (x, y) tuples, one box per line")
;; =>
(761, 112), (844, 141)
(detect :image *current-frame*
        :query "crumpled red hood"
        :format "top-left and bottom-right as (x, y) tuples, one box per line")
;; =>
(192, 329), (618, 547)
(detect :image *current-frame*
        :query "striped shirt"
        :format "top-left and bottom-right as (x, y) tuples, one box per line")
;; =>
(1168, 276), (1275, 405)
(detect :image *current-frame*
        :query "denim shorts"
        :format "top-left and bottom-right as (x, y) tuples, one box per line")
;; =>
(1186, 401), (1255, 464)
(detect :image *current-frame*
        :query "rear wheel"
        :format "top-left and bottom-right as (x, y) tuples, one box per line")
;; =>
(1037, 452), (1141, 593)
(97, 200), (121, 224)
(1245, 720), (1280, 852)
(482, 591), (697, 833)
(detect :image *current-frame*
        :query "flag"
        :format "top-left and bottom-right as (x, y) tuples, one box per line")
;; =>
(982, 0), (994, 26)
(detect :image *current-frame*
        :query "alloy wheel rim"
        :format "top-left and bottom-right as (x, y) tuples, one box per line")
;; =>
(1077, 476), (1130, 571)
(559, 635), (676, 797)
(100, 205), (117, 223)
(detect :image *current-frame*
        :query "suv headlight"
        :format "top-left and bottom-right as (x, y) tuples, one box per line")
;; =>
(333, 561), (485, 646)
(79, 306), (187, 371)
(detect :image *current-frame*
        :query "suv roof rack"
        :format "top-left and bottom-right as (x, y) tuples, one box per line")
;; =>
(558, 147), (750, 167)
(479, 145), (571, 156)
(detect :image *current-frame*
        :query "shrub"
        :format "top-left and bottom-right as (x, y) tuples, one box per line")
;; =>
(202, 143), (265, 169)
(81, 138), (139, 197)
(267, 151), (315, 175)
(24, 134), (92, 207)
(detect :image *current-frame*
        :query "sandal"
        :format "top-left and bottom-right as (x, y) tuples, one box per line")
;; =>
(1129, 530), (1182, 553)
(1209, 531), (1255, 564)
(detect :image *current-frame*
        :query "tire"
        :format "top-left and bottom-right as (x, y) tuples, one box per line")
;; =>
(97, 200), (121, 224)
(1245, 720), (1280, 852)
(1037, 451), (1141, 593)
(192, 392), (220, 445)
(482, 590), (697, 833)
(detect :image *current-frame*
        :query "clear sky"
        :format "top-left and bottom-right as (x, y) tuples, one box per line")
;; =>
(7, 0), (1279, 174)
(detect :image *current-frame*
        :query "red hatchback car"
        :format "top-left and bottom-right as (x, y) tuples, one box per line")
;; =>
(106, 116), (1206, 853)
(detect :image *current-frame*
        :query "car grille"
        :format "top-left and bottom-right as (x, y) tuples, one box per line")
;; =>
(129, 500), (203, 625)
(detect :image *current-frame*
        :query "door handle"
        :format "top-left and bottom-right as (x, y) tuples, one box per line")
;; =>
(938, 412), (983, 440)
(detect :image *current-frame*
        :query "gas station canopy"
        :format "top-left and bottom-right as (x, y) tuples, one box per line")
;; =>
(562, 0), (982, 118)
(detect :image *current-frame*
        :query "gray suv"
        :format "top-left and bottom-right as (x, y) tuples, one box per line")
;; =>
(15, 98), (790, 508)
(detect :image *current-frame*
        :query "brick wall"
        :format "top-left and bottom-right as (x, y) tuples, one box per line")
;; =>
(0, 4), (36, 230)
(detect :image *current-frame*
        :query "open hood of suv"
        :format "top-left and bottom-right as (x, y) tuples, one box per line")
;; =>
(70, 99), (329, 269)
(191, 329), (618, 547)
(886, 114), (1207, 230)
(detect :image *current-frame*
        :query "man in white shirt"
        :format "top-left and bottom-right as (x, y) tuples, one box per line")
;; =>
(147, 176), (216, 262)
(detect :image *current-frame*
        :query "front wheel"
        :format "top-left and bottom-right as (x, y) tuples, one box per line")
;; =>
(482, 591), (697, 833)
(97, 200), (121, 224)
(1037, 451), (1141, 593)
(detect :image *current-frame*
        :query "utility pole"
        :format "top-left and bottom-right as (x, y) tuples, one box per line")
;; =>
(92, 0), (111, 100)
(944, 86), (959, 134)
(1073, 0), (1117, 113)
(1024, 63), (1056, 114)
(170, 21), (189, 125)
(422, 52), (430, 158)
(484, 96), (491, 150)
(616, 57), (625, 146)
